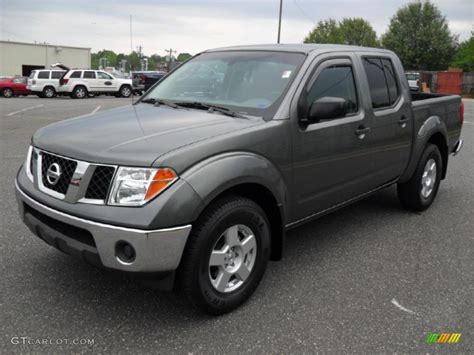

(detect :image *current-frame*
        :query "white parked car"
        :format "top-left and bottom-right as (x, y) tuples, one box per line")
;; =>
(405, 72), (420, 91)
(58, 69), (133, 98)
(27, 70), (66, 98)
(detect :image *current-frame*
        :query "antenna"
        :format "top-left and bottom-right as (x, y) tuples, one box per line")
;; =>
(130, 15), (135, 104)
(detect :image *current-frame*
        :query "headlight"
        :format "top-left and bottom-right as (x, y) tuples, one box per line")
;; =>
(108, 167), (178, 206)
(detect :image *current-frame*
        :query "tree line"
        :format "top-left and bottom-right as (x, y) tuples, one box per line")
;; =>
(90, 51), (192, 71)
(303, 1), (472, 71)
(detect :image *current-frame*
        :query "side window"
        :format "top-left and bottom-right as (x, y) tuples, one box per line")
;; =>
(97, 72), (112, 80)
(363, 58), (390, 108)
(51, 71), (64, 79)
(38, 71), (50, 79)
(305, 64), (358, 115)
(381, 58), (399, 105)
(83, 71), (96, 79)
(70, 71), (82, 78)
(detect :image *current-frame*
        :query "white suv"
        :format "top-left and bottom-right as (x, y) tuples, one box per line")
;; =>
(27, 70), (66, 98)
(58, 70), (133, 98)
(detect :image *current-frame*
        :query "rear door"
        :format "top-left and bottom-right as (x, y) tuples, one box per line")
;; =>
(290, 53), (376, 222)
(37, 70), (50, 90)
(360, 56), (413, 184)
(83, 70), (98, 92)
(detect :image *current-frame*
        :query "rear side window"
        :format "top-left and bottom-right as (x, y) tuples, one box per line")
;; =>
(29, 71), (36, 79)
(70, 71), (82, 78)
(363, 57), (400, 108)
(306, 65), (358, 114)
(381, 59), (399, 105)
(83, 71), (96, 79)
(51, 71), (64, 79)
(38, 71), (50, 79)
(363, 58), (389, 108)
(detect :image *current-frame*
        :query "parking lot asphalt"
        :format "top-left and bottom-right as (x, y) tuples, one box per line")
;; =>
(1, 96), (473, 353)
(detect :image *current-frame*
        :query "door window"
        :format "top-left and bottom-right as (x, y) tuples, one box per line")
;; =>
(69, 71), (82, 78)
(363, 57), (400, 108)
(304, 64), (358, 116)
(83, 71), (96, 79)
(97, 72), (112, 80)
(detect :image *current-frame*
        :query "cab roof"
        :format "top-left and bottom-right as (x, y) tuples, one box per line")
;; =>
(205, 43), (394, 55)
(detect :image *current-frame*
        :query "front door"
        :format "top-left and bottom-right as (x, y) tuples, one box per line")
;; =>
(290, 54), (375, 223)
(97, 71), (118, 92)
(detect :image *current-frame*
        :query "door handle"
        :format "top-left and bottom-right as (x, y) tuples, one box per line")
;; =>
(399, 115), (410, 128)
(355, 126), (370, 139)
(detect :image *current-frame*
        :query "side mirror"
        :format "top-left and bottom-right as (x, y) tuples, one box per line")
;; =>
(306, 97), (348, 123)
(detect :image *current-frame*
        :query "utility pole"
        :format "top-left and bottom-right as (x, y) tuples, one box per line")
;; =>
(277, 0), (283, 43)
(164, 48), (177, 72)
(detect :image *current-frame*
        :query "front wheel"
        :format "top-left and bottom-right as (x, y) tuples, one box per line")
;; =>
(178, 195), (271, 315)
(398, 143), (442, 211)
(119, 85), (132, 98)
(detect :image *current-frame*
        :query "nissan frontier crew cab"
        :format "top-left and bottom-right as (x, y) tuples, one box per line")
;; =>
(15, 44), (464, 315)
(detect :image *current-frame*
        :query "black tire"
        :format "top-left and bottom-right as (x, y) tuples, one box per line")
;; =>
(2, 88), (13, 98)
(72, 86), (87, 99)
(42, 86), (56, 98)
(177, 195), (271, 315)
(398, 144), (442, 211)
(119, 85), (132, 98)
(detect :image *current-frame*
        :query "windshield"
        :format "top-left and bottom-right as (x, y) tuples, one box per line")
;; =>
(143, 51), (306, 118)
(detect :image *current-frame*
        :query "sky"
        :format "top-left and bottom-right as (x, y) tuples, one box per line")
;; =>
(0, 0), (472, 57)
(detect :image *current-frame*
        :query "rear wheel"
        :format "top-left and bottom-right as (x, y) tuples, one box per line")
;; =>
(2, 88), (13, 98)
(42, 86), (56, 98)
(178, 195), (270, 315)
(398, 144), (442, 211)
(72, 86), (87, 99)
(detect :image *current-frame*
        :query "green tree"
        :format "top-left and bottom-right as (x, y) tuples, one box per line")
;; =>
(148, 56), (157, 71)
(381, 1), (458, 70)
(339, 18), (379, 47)
(177, 53), (192, 62)
(96, 50), (118, 68)
(91, 53), (99, 69)
(304, 19), (343, 44)
(451, 34), (473, 71)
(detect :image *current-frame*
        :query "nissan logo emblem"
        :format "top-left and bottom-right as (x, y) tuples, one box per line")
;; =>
(46, 163), (62, 185)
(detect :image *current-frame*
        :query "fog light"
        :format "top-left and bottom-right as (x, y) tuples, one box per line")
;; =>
(115, 241), (136, 264)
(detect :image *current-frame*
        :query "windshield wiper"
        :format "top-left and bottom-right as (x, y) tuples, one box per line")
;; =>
(174, 101), (248, 119)
(141, 98), (178, 109)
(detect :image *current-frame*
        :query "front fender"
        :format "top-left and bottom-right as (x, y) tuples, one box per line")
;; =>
(399, 115), (448, 183)
(181, 152), (288, 222)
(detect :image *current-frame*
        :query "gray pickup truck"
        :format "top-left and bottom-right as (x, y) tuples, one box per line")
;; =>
(15, 44), (464, 314)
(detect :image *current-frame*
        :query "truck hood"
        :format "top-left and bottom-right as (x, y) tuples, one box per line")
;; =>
(32, 103), (264, 167)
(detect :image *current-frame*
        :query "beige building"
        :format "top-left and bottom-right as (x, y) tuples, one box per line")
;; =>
(0, 40), (91, 76)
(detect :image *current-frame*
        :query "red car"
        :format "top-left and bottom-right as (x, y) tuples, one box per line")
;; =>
(0, 77), (30, 97)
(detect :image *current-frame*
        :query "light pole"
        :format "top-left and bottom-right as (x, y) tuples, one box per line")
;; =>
(277, 0), (283, 43)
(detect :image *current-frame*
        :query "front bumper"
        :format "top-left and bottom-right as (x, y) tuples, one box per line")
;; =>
(15, 180), (192, 273)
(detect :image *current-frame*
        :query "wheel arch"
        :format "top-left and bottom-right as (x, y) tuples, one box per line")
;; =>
(181, 152), (288, 261)
(400, 115), (449, 182)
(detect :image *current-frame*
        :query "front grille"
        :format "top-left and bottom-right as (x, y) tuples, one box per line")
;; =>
(85, 166), (115, 200)
(41, 152), (77, 194)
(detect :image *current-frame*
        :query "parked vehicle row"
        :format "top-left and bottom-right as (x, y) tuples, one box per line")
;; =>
(1, 67), (135, 99)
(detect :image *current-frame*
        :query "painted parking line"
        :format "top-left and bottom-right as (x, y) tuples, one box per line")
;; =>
(464, 121), (474, 125)
(7, 104), (44, 117)
(91, 105), (101, 114)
